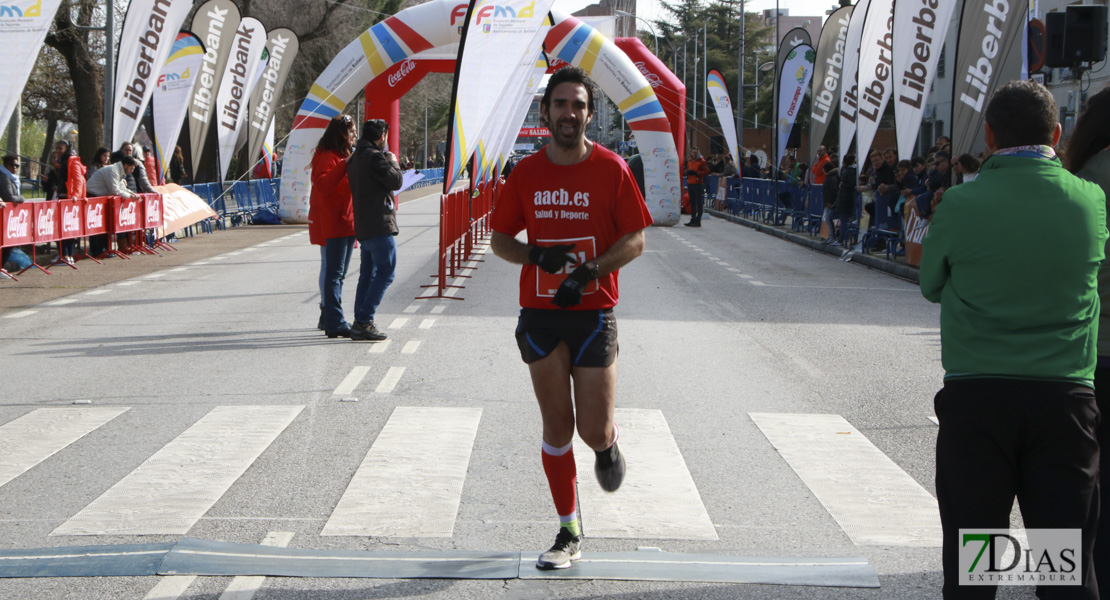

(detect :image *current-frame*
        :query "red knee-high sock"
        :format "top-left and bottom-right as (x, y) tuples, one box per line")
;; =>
(541, 441), (579, 536)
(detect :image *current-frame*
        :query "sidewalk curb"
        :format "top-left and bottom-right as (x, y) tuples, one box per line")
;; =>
(705, 208), (920, 284)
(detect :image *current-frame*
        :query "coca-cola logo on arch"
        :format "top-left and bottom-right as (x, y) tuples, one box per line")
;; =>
(388, 60), (416, 87)
(633, 62), (662, 88)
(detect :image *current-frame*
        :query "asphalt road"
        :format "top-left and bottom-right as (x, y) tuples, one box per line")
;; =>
(0, 190), (1038, 599)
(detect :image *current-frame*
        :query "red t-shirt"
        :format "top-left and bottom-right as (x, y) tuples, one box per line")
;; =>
(492, 144), (653, 310)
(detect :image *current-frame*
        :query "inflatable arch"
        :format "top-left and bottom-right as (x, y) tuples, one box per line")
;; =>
(279, 0), (681, 226)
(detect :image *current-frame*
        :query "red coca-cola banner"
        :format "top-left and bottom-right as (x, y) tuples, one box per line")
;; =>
(33, 201), (61, 243)
(111, 196), (143, 234)
(84, 197), (109, 236)
(519, 127), (550, 137)
(141, 193), (163, 229)
(58, 199), (83, 240)
(2, 203), (34, 247)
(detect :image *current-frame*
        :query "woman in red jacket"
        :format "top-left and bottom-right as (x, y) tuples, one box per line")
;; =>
(312, 114), (357, 338)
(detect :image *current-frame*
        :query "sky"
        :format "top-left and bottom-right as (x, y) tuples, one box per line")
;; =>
(557, 0), (839, 26)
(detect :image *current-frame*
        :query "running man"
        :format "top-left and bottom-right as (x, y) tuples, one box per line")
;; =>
(490, 66), (654, 570)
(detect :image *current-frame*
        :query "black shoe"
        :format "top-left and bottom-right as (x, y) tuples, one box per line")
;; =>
(350, 321), (387, 341)
(536, 528), (582, 570)
(317, 310), (325, 331)
(326, 325), (351, 339)
(684, 220), (701, 227)
(594, 441), (626, 492)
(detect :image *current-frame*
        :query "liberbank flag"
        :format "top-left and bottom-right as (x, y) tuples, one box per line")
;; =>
(854, 0), (896, 162)
(0, 0), (64, 138)
(445, 0), (555, 191)
(809, 6), (852, 160)
(775, 44), (816, 170)
(152, 32), (205, 183)
(893, 0), (958, 159)
(187, 0), (243, 176)
(245, 29), (299, 169)
(706, 69), (738, 164)
(214, 17), (268, 179)
(112, 0), (194, 149)
(838, 0), (872, 161)
(952, 0), (1027, 155)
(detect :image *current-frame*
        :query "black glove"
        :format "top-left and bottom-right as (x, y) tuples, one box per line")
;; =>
(529, 244), (577, 274)
(552, 263), (600, 309)
(685, 169), (696, 176)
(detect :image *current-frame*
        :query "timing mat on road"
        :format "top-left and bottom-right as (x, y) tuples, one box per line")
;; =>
(0, 537), (879, 587)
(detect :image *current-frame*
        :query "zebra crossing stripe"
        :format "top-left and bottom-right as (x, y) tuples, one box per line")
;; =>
(217, 531), (294, 600)
(749, 413), (943, 547)
(322, 407), (482, 537)
(143, 575), (196, 600)
(574, 409), (718, 541)
(0, 407), (130, 489)
(51, 406), (304, 536)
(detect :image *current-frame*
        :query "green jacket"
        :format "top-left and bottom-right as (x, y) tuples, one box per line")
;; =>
(1080, 150), (1110, 356)
(920, 154), (1107, 385)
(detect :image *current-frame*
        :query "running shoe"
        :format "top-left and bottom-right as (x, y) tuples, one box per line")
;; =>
(350, 321), (387, 341)
(594, 441), (626, 492)
(536, 528), (582, 570)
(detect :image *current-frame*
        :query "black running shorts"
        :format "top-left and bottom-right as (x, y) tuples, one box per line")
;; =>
(515, 308), (618, 367)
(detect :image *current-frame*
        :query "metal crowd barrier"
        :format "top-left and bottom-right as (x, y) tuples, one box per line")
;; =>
(418, 182), (494, 301)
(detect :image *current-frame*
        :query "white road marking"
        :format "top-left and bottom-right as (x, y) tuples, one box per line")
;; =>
(403, 304), (420, 314)
(707, 256), (719, 260)
(431, 305), (446, 314)
(333, 367), (371, 396)
(145, 273), (165, 279)
(0, 407), (130, 489)
(375, 367), (406, 394)
(143, 575), (197, 600)
(4, 310), (38, 319)
(716, 262), (730, 266)
(681, 273), (698, 283)
(84, 290), (110, 296)
(217, 532), (294, 600)
(367, 341), (391, 354)
(48, 299), (77, 306)
(749, 413), (942, 546)
(575, 409), (718, 540)
(419, 319), (435, 330)
(727, 267), (741, 272)
(322, 407), (482, 537)
(226, 252), (241, 256)
(193, 262), (210, 266)
(401, 341), (421, 354)
(388, 317), (409, 329)
(209, 256), (226, 261)
(738, 274), (752, 279)
(750, 281), (766, 286)
(117, 281), (139, 286)
(928, 416), (939, 426)
(169, 267), (188, 272)
(52, 406), (304, 536)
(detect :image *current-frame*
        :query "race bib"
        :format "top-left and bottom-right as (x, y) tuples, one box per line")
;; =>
(535, 236), (599, 297)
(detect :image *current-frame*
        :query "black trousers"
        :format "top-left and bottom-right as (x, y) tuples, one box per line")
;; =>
(935, 378), (1100, 599)
(1093, 367), (1110, 596)
(688, 183), (704, 221)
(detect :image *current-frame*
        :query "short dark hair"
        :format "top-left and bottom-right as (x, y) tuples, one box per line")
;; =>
(1065, 87), (1110, 173)
(749, 155), (760, 165)
(362, 119), (388, 143)
(985, 80), (1057, 149)
(822, 161), (836, 173)
(842, 153), (856, 167)
(911, 156), (926, 167)
(541, 66), (595, 118)
(2, 154), (16, 168)
(897, 159), (912, 170)
(119, 156), (138, 168)
(955, 153), (981, 173)
(934, 151), (951, 162)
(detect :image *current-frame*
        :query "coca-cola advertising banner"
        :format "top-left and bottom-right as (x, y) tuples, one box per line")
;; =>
(113, 197), (144, 233)
(34, 201), (60, 243)
(84, 198), (109, 236)
(142, 193), (164, 228)
(2, 203), (34, 246)
(58, 200), (84, 239)
(519, 127), (551, 137)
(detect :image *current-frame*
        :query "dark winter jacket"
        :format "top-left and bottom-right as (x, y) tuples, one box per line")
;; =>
(347, 137), (403, 240)
(836, 165), (857, 214)
(822, 169), (840, 208)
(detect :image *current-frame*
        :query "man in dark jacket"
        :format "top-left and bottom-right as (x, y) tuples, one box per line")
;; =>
(835, 154), (857, 247)
(346, 119), (404, 342)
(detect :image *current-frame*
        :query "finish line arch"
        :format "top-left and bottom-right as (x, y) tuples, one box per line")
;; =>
(279, 0), (681, 226)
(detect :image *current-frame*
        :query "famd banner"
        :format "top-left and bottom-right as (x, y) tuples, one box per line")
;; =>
(809, 5), (852, 160)
(152, 32), (205, 184)
(706, 69), (738, 164)
(112, 0), (194, 149)
(187, 0), (242, 177)
(838, 0), (872, 162)
(0, 0), (64, 140)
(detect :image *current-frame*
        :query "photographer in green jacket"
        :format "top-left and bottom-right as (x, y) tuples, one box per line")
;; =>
(921, 80), (1108, 599)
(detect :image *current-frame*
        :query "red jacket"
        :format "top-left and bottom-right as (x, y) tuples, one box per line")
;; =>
(310, 148), (354, 241)
(686, 156), (709, 185)
(811, 154), (830, 185)
(67, 156), (86, 199)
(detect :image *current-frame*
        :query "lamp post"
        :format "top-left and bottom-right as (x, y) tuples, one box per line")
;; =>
(614, 10), (658, 56)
